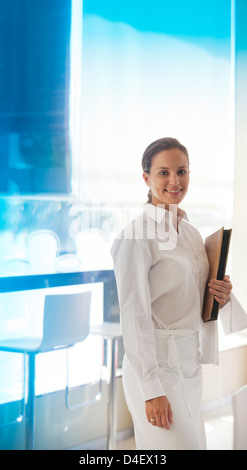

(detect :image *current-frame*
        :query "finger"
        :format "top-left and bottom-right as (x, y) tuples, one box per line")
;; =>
(149, 417), (163, 427)
(225, 276), (233, 290)
(161, 416), (169, 429)
(209, 282), (232, 294)
(160, 410), (170, 429)
(155, 415), (163, 428)
(212, 288), (231, 304)
(209, 287), (227, 299)
(214, 295), (227, 304)
(146, 410), (153, 424)
(210, 284), (232, 297)
(209, 279), (231, 289)
(210, 276), (231, 283)
(168, 402), (173, 424)
(208, 281), (232, 295)
(211, 293), (229, 304)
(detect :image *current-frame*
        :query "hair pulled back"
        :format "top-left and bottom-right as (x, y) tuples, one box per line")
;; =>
(141, 137), (189, 203)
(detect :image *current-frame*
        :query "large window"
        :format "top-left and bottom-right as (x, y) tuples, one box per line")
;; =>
(80, 0), (234, 239)
(0, 0), (235, 274)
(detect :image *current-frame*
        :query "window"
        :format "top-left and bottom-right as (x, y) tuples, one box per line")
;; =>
(0, 0), (72, 195)
(80, 0), (234, 240)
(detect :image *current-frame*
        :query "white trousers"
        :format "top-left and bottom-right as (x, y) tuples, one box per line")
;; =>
(122, 329), (207, 450)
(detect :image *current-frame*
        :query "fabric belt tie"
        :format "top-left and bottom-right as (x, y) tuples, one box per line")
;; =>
(157, 330), (194, 418)
(167, 334), (185, 384)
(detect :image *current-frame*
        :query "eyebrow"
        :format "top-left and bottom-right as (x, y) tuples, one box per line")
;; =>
(156, 165), (188, 170)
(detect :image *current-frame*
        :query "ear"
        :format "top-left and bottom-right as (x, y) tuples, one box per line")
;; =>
(143, 172), (150, 187)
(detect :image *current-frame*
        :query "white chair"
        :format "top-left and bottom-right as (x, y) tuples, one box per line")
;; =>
(0, 291), (91, 450)
(26, 230), (60, 274)
(1, 258), (31, 276)
(233, 384), (247, 450)
(55, 253), (82, 273)
(75, 229), (112, 270)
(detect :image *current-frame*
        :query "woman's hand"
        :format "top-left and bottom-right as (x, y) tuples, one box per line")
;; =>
(145, 395), (173, 429)
(208, 275), (232, 306)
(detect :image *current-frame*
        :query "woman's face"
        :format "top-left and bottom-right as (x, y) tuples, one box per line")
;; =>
(143, 148), (190, 208)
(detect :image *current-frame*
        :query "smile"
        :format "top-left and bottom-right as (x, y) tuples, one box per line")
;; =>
(164, 189), (182, 194)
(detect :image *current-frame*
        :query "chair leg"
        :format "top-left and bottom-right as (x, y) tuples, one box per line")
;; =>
(25, 352), (36, 450)
(106, 337), (118, 451)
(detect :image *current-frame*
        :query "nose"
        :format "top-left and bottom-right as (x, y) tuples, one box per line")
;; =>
(169, 172), (180, 186)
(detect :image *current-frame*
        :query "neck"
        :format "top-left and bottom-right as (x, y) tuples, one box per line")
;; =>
(150, 202), (185, 232)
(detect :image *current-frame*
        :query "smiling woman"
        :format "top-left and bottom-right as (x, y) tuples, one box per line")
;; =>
(142, 137), (190, 209)
(109, 135), (247, 450)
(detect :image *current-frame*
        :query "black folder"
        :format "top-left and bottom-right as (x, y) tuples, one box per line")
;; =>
(202, 227), (232, 322)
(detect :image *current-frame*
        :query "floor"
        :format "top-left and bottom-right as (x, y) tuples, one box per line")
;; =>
(203, 403), (234, 450)
(116, 402), (234, 450)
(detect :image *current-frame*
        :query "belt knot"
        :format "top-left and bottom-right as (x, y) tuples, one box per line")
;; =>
(167, 334), (184, 383)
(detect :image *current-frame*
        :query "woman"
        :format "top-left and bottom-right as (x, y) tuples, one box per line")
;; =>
(111, 137), (245, 450)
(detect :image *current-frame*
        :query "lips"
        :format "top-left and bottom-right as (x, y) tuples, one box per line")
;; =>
(164, 189), (182, 195)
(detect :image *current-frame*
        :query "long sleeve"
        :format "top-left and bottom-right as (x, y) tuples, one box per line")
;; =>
(199, 292), (247, 365)
(220, 292), (247, 335)
(111, 237), (165, 401)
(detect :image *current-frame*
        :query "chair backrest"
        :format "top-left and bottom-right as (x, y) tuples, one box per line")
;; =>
(27, 230), (60, 274)
(39, 291), (91, 352)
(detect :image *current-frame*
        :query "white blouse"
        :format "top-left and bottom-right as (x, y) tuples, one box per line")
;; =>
(111, 204), (247, 401)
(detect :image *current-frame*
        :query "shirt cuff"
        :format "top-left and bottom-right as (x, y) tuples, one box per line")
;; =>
(139, 377), (166, 401)
(220, 292), (247, 335)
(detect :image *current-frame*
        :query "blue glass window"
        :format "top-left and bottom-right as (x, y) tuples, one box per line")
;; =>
(0, 0), (72, 194)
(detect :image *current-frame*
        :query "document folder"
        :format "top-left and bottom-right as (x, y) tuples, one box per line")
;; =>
(202, 227), (232, 322)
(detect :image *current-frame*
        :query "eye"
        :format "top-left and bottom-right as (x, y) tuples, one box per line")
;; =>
(177, 169), (187, 175)
(159, 171), (168, 176)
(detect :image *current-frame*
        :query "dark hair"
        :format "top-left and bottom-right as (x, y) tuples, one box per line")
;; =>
(141, 137), (189, 203)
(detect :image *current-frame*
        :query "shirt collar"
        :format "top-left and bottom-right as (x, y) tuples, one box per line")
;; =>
(144, 203), (188, 223)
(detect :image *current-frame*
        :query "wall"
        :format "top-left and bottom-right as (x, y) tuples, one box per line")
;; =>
(232, 0), (247, 313)
(202, 345), (247, 404)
